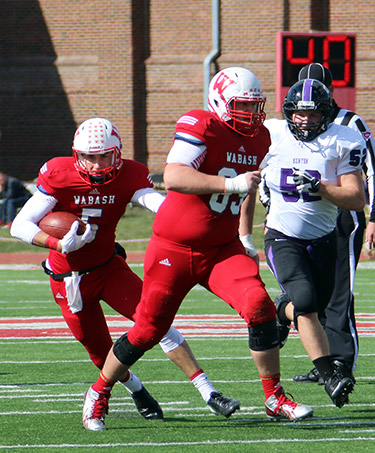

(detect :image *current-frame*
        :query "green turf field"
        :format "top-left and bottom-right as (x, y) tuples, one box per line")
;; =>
(1, 261), (375, 452)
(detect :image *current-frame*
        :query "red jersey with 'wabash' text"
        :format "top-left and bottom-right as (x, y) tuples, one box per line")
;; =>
(152, 110), (270, 247)
(37, 156), (153, 273)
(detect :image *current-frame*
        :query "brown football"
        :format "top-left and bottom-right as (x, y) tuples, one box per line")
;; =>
(38, 212), (86, 239)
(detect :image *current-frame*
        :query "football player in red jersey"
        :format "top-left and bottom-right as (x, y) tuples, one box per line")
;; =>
(11, 117), (241, 430)
(84, 68), (314, 430)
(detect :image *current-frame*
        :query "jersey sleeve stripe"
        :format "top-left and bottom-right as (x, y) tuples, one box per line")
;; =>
(176, 115), (199, 126)
(341, 111), (356, 126)
(175, 133), (204, 146)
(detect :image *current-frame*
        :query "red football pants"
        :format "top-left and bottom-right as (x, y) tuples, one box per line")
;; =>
(128, 235), (275, 350)
(49, 255), (142, 369)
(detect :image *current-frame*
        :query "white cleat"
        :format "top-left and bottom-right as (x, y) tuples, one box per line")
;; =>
(82, 386), (109, 431)
(265, 387), (313, 422)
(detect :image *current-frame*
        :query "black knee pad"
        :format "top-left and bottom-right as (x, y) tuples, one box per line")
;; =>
(248, 319), (279, 351)
(113, 333), (145, 366)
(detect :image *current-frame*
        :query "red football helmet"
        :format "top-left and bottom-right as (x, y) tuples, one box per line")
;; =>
(73, 118), (123, 184)
(208, 67), (266, 137)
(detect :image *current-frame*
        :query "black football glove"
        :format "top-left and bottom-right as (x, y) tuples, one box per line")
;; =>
(292, 168), (321, 193)
(115, 242), (127, 260)
(259, 176), (271, 211)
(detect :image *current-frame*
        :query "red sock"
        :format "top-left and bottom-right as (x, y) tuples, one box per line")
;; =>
(92, 371), (116, 395)
(260, 373), (282, 400)
(120, 370), (131, 383)
(189, 368), (204, 381)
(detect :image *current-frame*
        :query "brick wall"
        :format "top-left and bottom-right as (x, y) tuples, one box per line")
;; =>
(0, 0), (134, 180)
(1, 0), (374, 179)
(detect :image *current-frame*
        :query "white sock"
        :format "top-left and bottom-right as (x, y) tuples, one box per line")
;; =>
(119, 370), (143, 394)
(191, 371), (218, 403)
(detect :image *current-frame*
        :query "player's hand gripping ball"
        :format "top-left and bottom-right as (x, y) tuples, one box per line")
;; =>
(38, 212), (86, 239)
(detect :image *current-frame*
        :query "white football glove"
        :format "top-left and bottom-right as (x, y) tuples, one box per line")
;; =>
(61, 221), (94, 254)
(292, 168), (321, 193)
(240, 234), (257, 258)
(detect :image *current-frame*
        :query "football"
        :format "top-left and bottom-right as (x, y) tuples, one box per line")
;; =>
(38, 212), (86, 239)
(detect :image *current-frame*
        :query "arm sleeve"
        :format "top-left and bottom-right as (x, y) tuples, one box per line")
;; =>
(131, 187), (166, 213)
(10, 190), (57, 244)
(365, 137), (375, 222)
(166, 133), (207, 169)
(346, 114), (375, 221)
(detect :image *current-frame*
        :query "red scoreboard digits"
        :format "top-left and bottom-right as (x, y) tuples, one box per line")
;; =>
(276, 32), (356, 111)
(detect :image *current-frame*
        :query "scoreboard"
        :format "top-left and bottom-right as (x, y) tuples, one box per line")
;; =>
(276, 32), (356, 111)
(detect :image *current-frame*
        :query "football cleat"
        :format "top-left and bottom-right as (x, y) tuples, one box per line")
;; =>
(293, 367), (324, 385)
(265, 387), (313, 422)
(207, 392), (241, 418)
(131, 386), (163, 419)
(325, 369), (354, 408)
(274, 293), (291, 348)
(333, 360), (356, 384)
(82, 386), (109, 431)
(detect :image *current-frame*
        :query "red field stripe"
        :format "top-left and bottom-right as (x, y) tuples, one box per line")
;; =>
(0, 317), (64, 324)
(0, 314), (375, 339)
(0, 328), (80, 338)
(0, 314), (239, 324)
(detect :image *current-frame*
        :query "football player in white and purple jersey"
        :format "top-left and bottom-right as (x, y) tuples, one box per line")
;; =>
(262, 78), (366, 408)
(291, 63), (375, 386)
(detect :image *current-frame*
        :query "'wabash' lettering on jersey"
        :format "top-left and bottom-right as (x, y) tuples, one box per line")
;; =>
(153, 110), (270, 247)
(227, 152), (258, 165)
(37, 156), (153, 273)
(73, 195), (116, 205)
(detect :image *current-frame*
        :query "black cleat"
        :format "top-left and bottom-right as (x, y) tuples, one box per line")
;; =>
(131, 386), (163, 419)
(207, 392), (240, 418)
(274, 293), (291, 348)
(333, 360), (356, 384)
(325, 370), (354, 408)
(293, 367), (324, 385)
(330, 360), (356, 406)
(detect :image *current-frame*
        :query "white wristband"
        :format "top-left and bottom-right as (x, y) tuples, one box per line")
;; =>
(240, 234), (257, 257)
(224, 174), (249, 194)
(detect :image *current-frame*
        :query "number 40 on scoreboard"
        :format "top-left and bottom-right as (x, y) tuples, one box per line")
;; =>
(276, 32), (356, 111)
